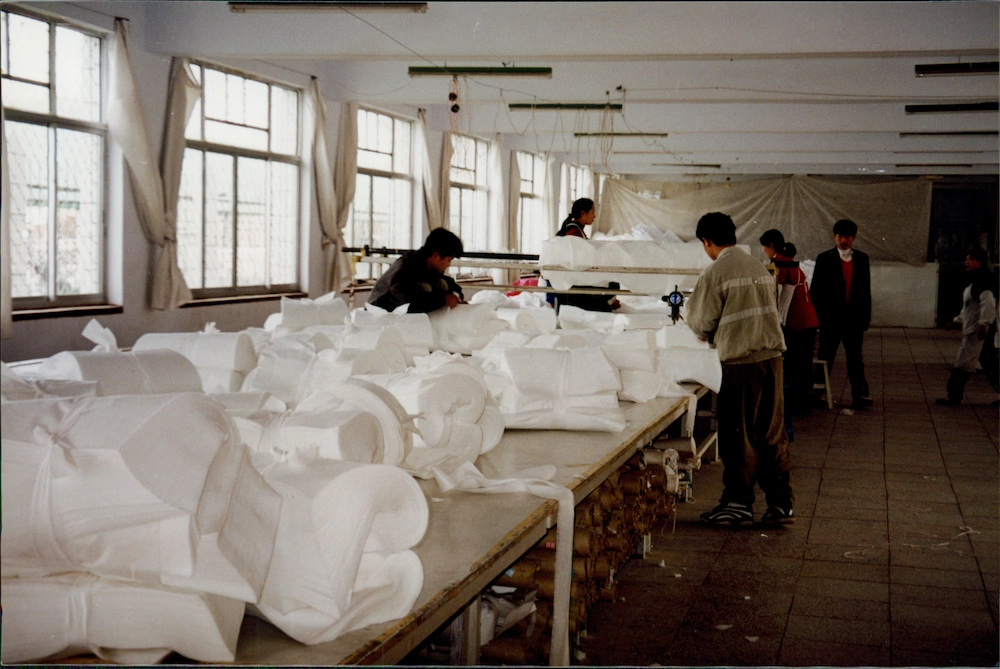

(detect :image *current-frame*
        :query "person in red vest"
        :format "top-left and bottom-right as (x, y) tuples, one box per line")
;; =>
(810, 219), (873, 411)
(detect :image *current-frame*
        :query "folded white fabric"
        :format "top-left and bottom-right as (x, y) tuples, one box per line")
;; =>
(353, 308), (435, 357)
(655, 323), (710, 349)
(209, 391), (288, 414)
(133, 331), (258, 393)
(295, 347), (393, 402)
(1, 393), (281, 603)
(233, 408), (385, 465)
(598, 329), (660, 373)
(251, 457), (427, 645)
(296, 379), (413, 466)
(0, 573), (245, 664)
(2, 362), (48, 401)
(495, 306), (558, 334)
(429, 304), (509, 354)
(612, 312), (683, 330)
(657, 348), (723, 393)
(556, 304), (617, 331)
(242, 336), (331, 406)
(619, 369), (667, 403)
(280, 295), (350, 329)
(39, 349), (203, 396)
(341, 323), (409, 368)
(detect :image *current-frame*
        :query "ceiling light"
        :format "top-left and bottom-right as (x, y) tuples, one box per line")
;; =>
(408, 66), (552, 77)
(229, 1), (427, 12)
(904, 102), (999, 114)
(895, 163), (975, 168)
(899, 131), (998, 137)
(574, 132), (668, 137)
(915, 62), (999, 77)
(508, 103), (622, 111)
(652, 163), (721, 168)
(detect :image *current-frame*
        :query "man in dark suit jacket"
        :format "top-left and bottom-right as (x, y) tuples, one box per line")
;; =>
(810, 219), (873, 410)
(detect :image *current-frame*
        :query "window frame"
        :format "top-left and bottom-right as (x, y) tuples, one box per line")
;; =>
(179, 59), (303, 299)
(448, 132), (490, 253)
(2, 5), (108, 310)
(347, 105), (415, 280)
(516, 150), (547, 254)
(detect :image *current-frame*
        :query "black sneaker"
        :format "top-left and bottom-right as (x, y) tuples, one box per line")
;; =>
(700, 502), (754, 526)
(935, 397), (961, 406)
(760, 506), (795, 525)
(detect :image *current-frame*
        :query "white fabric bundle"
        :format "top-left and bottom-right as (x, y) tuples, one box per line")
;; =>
(296, 379), (413, 466)
(482, 347), (625, 432)
(619, 369), (667, 403)
(657, 348), (723, 393)
(242, 335), (333, 406)
(353, 308), (436, 360)
(280, 294), (350, 329)
(133, 331), (258, 393)
(613, 312), (684, 330)
(556, 304), (617, 331)
(656, 323), (711, 349)
(1, 573), (245, 664)
(429, 303), (509, 354)
(209, 391), (288, 414)
(340, 323), (409, 369)
(1, 363), (99, 401)
(296, 347), (394, 402)
(525, 331), (601, 350)
(495, 306), (558, 334)
(39, 349), (202, 396)
(252, 457), (428, 645)
(477, 404), (505, 454)
(599, 329), (660, 373)
(1, 393), (281, 603)
(232, 408), (385, 465)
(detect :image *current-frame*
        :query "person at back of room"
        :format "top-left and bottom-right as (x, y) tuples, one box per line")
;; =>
(368, 228), (466, 313)
(551, 198), (620, 313)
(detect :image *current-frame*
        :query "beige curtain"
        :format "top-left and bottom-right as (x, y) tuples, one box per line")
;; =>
(311, 82), (347, 293)
(1, 106), (11, 338)
(416, 109), (440, 235)
(438, 132), (453, 229)
(598, 175), (932, 264)
(322, 101), (358, 294)
(486, 135), (505, 281)
(541, 154), (560, 240)
(507, 152), (521, 253)
(107, 20), (196, 309)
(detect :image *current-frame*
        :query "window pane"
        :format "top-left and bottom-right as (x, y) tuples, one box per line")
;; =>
(371, 175), (392, 248)
(393, 119), (410, 175)
(244, 78), (269, 129)
(269, 161), (298, 285)
(177, 149), (205, 289)
(460, 186), (474, 247)
(225, 73), (245, 125)
(377, 112), (393, 154)
(185, 97), (202, 141)
(55, 128), (101, 295)
(449, 186), (461, 234)
(473, 188), (488, 251)
(270, 85), (298, 155)
(205, 119), (268, 151)
(476, 140), (488, 188)
(352, 173), (372, 279)
(356, 109), (369, 151)
(365, 110), (378, 154)
(391, 176), (411, 248)
(55, 26), (101, 122)
(204, 68), (226, 120)
(7, 121), (50, 298)
(8, 13), (49, 84)
(358, 148), (392, 172)
(533, 156), (545, 196)
(204, 152), (234, 288)
(237, 157), (266, 286)
(3, 78), (50, 114)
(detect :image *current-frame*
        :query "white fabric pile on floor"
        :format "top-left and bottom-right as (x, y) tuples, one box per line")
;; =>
(1, 572), (246, 664)
(352, 307), (436, 361)
(429, 304), (509, 354)
(540, 237), (714, 295)
(1, 393), (282, 663)
(133, 327), (258, 393)
(249, 457), (428, 645)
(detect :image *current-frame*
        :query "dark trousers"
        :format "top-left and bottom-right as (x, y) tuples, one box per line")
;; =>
(979, 322), (999, 392)
(817, 323), (869, 399)
(717, 357), (794, 509)
(784, 327), (817, 414)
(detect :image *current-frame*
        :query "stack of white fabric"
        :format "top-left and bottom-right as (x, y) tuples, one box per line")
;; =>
(241, 333), (337, 406)
(655, 324), (722, 393)
(294, 325), (409, 404)
(1, 393), (282, 663)
(133, 327), (258, 393)
(279, 294), (350, 330)
(352, 307), (436, 362)
(557, 304), (618, 331)
(39, 349), (203, 396)
(250, 457), (428, 645)
(429, 304), (509, 355)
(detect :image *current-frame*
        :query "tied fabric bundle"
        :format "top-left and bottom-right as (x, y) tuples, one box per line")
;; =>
(250, 457), (428, 645)
(494, 306), (558, 334)
(1, 572), (246, 664)
(429, 304), (509, 355)
(280, 294), (350, 330)
(231, 406), (386, 465)
(133, 330), (259, 393)
(39, 349), (202, 396)
(242, 334), (336, 406)
(1, 393), (281, 604)
(353, 307), (436, 361)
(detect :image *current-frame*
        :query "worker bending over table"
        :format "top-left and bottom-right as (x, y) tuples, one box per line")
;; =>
(368, 228), (466, 313)
(686, 212), (794, 526)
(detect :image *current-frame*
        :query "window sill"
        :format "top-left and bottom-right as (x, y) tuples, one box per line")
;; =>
(180, 291), (307, 308)
(13, 304), (124, 321)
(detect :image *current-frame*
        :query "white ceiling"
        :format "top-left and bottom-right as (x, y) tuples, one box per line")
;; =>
(142, 1), (999, 177)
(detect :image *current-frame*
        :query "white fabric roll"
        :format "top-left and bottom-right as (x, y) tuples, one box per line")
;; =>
(296, 379), (412, 466)
(296, 348), (393, 402)
(524, 332), (595, 350)
(619, 369), (666, 403)
(429, 304), (509, 354)
(612, 313), (682, 330)
(1, 394), (281, 603)
(281, 295), (349, 329)
(263, 312), (283, 332)
(39, 349), (202, 396)
(243, 338), (323, 405)
(556, 305), (617, 331)
(656, 323), (711, 349)
(252, 458), (427, 645)
(238, 409), (385, 464)
(2, 362), (48, 400)
(353, 309), (436, 351)
(477, 405), (505, 454)
(495, 307), (557, 334)
(209, 391), (287, 414)
(657, 348), (723, 393)
(0, 573), (245, 664)
(412, 350), (492, 397)
(403, 422), (483, 479)
(133, 331), (258, 374)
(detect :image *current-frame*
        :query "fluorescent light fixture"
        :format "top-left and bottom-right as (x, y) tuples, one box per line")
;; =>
(508, 103), (622, 111)
(899, 131), (998, 137)
(408, 66), (552, 77)
(915, 62), (999, 77)
(574, 132), (668, 137)
(229, 1), (427, 12)
(904, 102), (998, 114)
(652, 163), (721, 168)
(895, 163), (975, 168)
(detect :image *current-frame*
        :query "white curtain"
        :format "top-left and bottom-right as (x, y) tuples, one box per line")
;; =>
(1, 105), (11, 339)
(311, 82), (346, 293)
(106, 20), (195, 310)
(598, 175), (933, 265)
(438, 132), (453, 229)
(541, 153), (560, 240)
(507, 153), (521, 253)
(326, 102), (358, 294)
(487, 135), (505, 282)
(416, 109), (440, 235)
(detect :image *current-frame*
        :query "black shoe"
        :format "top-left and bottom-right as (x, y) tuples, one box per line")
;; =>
(935, 397), (961, 406)
(700, 502), (754, 526)
(851, 397), (874, 410)
(760, 506), (795, 525)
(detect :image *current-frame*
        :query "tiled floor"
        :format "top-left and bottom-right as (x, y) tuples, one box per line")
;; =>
(580, 327), (999, 667)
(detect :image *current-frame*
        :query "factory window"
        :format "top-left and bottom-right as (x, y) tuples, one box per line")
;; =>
(347, 107), (413, 280)
(2, 8), (106, 308)
(449, 133), (489, 252)
(516, 151), (547, 255)
(560, 162), (595, 224)
(176, 62), (301, 297)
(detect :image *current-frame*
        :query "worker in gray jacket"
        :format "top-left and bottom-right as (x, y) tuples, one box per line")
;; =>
(686, 212), (794, 526)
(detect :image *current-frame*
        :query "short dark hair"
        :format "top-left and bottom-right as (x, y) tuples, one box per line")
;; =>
(570, 198), (594, 220)
(759, 229), (785, 249)
(833, 219), (858, 237)
(967, 245), (989, 265)
(423, 227), (464, 258)
(696, 212), (737, 246)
